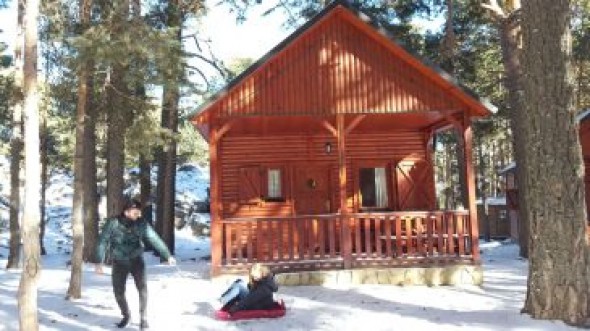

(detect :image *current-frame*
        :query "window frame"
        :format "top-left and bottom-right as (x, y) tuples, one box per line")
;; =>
(353, 160), (396, 212)
(262, 165), (288, 203)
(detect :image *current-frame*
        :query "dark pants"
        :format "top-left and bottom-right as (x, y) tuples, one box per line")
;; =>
(219, 279), (249, 307)
(112, 256), (147, 320)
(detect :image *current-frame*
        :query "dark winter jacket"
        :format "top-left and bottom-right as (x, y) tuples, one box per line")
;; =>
(229, 274), (279, 313)
(96, 217), (171, 263)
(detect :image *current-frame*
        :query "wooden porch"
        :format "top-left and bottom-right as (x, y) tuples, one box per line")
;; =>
(219, 210), (478, 274)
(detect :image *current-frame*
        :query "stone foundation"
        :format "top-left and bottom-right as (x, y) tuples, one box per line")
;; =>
(213, 265), (483, 286)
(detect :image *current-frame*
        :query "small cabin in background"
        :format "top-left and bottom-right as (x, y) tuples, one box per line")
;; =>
(477, 197), (510, 240)
(500, 108), (590, 242)
(190, 0), (495, 284)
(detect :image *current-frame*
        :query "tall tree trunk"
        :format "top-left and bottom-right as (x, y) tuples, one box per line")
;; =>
(483, 0), (530, 258)
(139, 155), (151, 206)
(18, 0), (42, 328)
(477, 139), (490, 241)
(156, 0), (181, 254)
(105, 0), (129, 217)
(67, 0), (93, 300)
(82, 61), (99, 263)
(6, 0), (25, 270)
(39, 106), (47, 256)
(521, 0), (590, 325)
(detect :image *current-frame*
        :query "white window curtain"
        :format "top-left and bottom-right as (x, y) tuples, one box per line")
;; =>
(374, 167), (388, 208)
(268, 169), (282, 198)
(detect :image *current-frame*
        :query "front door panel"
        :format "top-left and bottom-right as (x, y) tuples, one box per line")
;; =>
(295, 166), (331, 215)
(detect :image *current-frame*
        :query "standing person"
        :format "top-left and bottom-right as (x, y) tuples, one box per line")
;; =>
(95, 198), (176, 329)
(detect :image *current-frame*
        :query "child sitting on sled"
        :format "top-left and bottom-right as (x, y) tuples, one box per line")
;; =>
(219, 263), (279, 314)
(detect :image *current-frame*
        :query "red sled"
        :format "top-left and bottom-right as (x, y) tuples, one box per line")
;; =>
(214, 300), (286, 321)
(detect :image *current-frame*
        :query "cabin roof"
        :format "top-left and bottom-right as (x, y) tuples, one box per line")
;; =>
(189, 0), (496, 134)
(577, 108), (590, 123)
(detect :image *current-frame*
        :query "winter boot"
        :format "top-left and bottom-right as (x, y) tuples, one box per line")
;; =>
(116, 314), (130, 328)
(140, 319), (149, 329)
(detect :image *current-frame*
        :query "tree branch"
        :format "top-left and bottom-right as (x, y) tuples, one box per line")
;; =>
(481, 0), (507, 20)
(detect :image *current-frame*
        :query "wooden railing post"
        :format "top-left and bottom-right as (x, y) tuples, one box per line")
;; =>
(209, 122), (223, 276)
(461, 117), (480, 261)
(337, 114), (352, 268)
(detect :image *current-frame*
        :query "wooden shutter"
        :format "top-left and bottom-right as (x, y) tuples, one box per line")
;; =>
(395, 160), (435, 210)
(239, 166), (262, 204)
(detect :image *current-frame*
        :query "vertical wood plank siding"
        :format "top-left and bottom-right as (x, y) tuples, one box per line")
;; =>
(208, 12), (463, 120)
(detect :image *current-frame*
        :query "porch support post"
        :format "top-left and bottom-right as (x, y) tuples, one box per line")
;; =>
(337, 114), (352, 268)
(209, 120), (222, 276)
(461, 115), (480, 261)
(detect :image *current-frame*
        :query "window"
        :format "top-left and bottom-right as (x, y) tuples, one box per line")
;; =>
(239, 166), (287, 204)
(359, 167), (389, 209)
(267, 168), (282, 200)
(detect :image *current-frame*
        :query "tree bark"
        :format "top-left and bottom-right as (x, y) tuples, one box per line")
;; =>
(105, 0), (129, 217)
(67, 0), (93, 300)
(82, 60), (99, 263)
(156, 0), (181, 254)
(521, 0), (590, 325)
(39, 105), (47, 256)
(18, 0), (42, 328)
(6, 0), (25, 270)
(484, 0), (530, 258)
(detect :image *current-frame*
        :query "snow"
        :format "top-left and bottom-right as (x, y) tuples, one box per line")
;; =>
(0, 158), (580, 331)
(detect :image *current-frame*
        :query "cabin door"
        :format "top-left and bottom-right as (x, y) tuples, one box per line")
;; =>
(294, 165), (332, 215)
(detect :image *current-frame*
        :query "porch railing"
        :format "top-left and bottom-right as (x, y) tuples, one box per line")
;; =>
(219, 210), (476, 273)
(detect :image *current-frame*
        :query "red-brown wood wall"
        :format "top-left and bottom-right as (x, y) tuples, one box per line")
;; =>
(579, 119), (590, 218)
(193, 7), (489, 127)
(219, 130), (435, 219)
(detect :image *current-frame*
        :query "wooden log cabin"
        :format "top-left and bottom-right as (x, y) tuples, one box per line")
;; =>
(190, 0), (496, 280)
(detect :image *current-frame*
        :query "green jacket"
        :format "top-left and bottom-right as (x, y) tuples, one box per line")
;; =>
(96, 217), (171, 263)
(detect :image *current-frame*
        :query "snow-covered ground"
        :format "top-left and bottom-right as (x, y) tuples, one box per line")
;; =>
(0, 234), (578, 330)
(0, 156), (581, 330)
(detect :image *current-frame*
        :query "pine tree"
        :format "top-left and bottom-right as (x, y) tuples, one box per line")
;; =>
(521, 0), (590, 325)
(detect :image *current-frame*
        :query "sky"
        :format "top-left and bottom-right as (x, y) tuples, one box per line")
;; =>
(0, 0), (290, 62)
(200, 0), (293, 62)
(0, 0), (16, 53)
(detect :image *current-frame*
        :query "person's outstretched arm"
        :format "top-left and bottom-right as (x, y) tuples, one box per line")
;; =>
(144, 224), (176, 265)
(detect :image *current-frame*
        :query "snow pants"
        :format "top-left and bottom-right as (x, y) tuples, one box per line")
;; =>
(112, 256), (148, 319)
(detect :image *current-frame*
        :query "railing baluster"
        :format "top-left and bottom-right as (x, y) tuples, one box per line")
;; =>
(364, 216), (372, 256)
(457, 214), (465, 256)
(385, 215), (393, 258)
(288, 219), (294, 260)
(329, 217), (336, 257)
(416, 217), (424, 256)
(236, 221), (243, 262)
(355, 216), (362, 257)
(277, 220), (283, 261)
(374, 217), (382, 258)
(318, 218), (325, 259)
(308, 218), (317, 259)
(395, 215), (403, 257)
(224, 223), (232, 264)
(298, 218), (305, 260)
(446, 212), (455, 256)
(436, 214), (443, 256)
(405, 217), (414, 255)
(246, 221), (253, 262)
(257, 220), (263, 262)
(427, 215), (434, 257)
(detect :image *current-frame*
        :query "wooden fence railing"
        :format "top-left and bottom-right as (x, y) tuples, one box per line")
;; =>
(219, 211), (476, 273)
